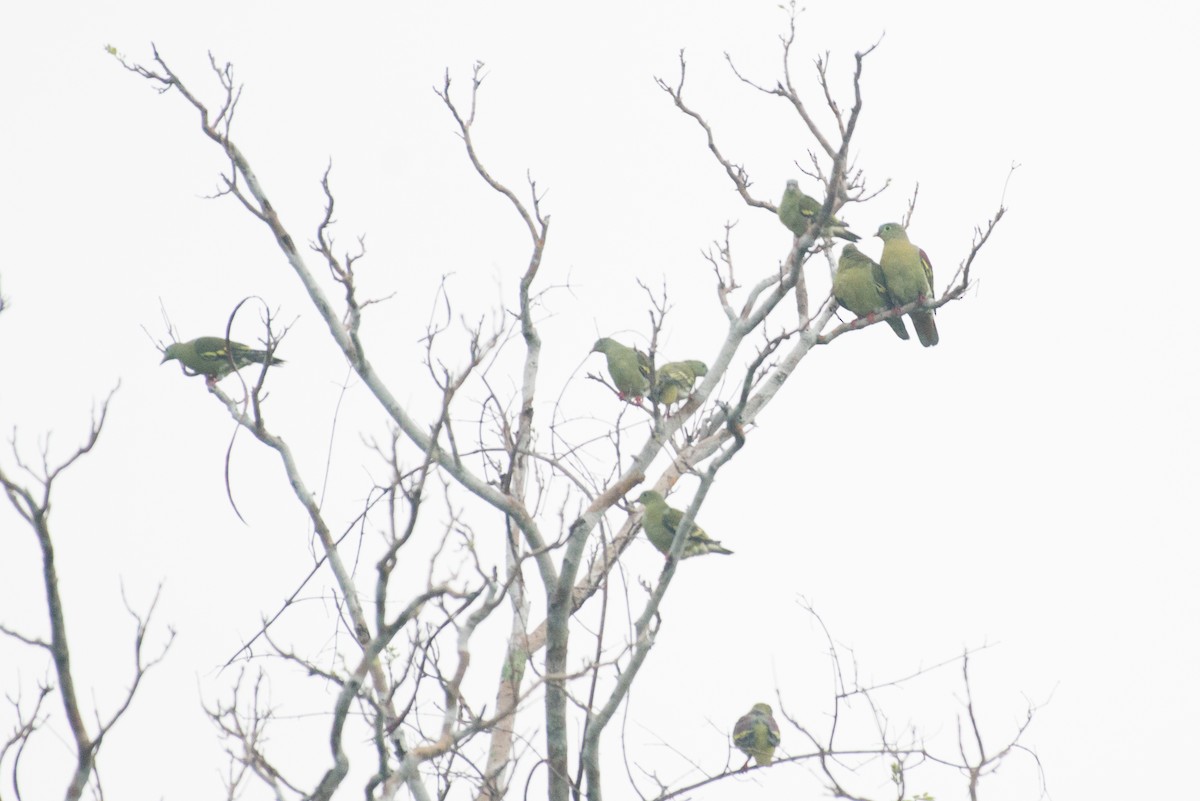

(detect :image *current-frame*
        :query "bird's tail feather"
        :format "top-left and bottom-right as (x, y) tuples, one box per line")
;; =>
(886, 317), (910, 341)
(248, 349), (285, 366)
(911, 312), (939, 347)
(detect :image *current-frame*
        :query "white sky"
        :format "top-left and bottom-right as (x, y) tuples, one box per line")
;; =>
(2, 1), (1198, 799)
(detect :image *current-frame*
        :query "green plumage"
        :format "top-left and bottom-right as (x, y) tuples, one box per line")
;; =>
(876, 223), (938, 347)
(733, 703), (781, 767)
(833, 244), (909, 341)
(650, 359), (708, 405)
(777, 179), (859, 242)
(161, 336), (284, 380)
(591, 338), (651, 401)
(636, 490), (732, 559)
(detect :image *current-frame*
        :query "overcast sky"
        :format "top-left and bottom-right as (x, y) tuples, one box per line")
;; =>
(2, 1), (1198, 799)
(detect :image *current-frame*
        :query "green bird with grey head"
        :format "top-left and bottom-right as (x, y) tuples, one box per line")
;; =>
(161, 336), (284, 383)
(591, 338), (651, 401)
(875, 223), (939, 347)
(778, 179), (860, 242)
(636, 490), (732, 559)
(650, 359), (708, 406)
(834, 244), (909, 341)
(733, 703), (781, 768)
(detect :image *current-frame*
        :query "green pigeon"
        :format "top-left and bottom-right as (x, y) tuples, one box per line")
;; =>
(636, 490), (732, 559)
(650, 359), (708, 405)
(161, 336), (284, 382)
(833, 244), (909, 341)
(777, 179), (860, 242)
(733, 703), (781, 768)
(591, 338), (651, 401)
(875, 223), (938, 347)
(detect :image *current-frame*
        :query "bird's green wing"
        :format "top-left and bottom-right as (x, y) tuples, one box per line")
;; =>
(662, 506), (732, 558)
(189, 337), (243, 377)
(732, 714), (758, 751)
(199, 336), (282, 371)
(796, 190), (822, 221)
(919, 247), (935, 298)
(764, 712), (781, 747)
(636, 348), (652, 381)
(651, 361), (699, 405)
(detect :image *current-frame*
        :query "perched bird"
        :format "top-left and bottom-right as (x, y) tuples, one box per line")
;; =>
(778, 179), (860, 242)
(650, 359), (708, 406)
(591, 338), (651, 401)
(733, 703), (781, 768)
(636, 490), (732, 559)
(876, 223), (939, 347)
(833, 244), (910, 341)
(161, 336), (284, 382)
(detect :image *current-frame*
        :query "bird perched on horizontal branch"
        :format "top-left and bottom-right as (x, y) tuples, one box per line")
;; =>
(834, 244), (909, 340)
(778, 179), (859, 242)
(650, 359), (708, 406)
(636, 490), (732, 559)
(591, 338), (651, 402)
(876, 223), (939, 347)
(733, 703), (781, 769)
(161, 336), (284, 382)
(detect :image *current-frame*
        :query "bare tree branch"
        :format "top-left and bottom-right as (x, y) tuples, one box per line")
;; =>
(104, 10), (1021, 799)
(1, 388), (171, 801)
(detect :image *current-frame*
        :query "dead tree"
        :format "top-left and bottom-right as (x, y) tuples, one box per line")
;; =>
(20, 6), (1035, 800)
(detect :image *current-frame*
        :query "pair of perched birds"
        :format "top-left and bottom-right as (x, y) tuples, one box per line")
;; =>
(590, 338), (707, 405)
(161, 336), (284, 383)
(780, 180), (939, 347)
